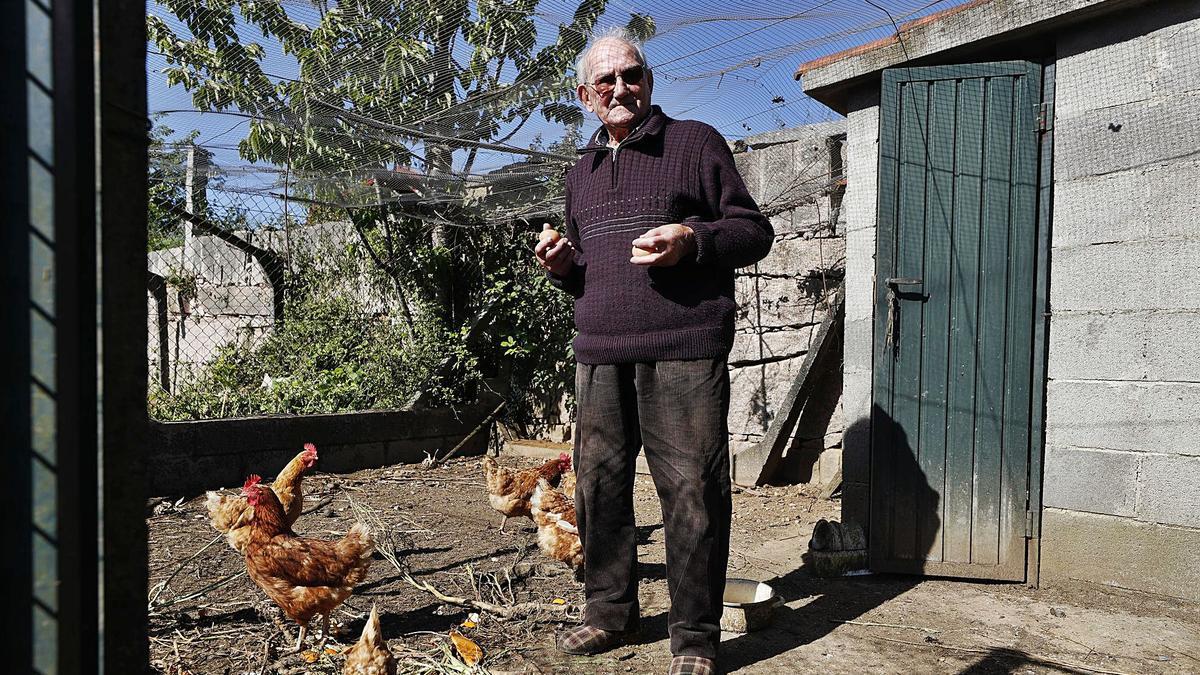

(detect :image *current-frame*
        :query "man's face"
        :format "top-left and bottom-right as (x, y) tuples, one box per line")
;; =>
(577, 39), (653, 136)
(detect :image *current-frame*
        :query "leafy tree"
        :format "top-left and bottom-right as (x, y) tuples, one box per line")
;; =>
(147, 0), (656, 418)
(147, 119), (199, 251)
(146, 0), (649, 174)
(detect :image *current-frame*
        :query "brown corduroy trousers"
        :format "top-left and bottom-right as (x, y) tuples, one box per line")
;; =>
(573, 359), (732, 660)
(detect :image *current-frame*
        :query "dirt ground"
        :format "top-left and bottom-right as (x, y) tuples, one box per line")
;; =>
(147, 455), (1200, 675)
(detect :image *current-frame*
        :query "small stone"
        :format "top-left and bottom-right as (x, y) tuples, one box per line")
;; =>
(1050, 607), (1067, 618)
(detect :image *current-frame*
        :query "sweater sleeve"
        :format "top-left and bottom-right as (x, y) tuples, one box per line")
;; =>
(546, 181), (585, 298)
(688, 129), (774, 268)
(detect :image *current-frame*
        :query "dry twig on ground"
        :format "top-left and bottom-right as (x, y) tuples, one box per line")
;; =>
(403, 572), (577, 621)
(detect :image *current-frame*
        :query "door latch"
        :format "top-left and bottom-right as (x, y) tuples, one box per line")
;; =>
(884, 278), (921, 353)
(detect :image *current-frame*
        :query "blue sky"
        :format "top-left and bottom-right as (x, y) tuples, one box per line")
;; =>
(147, 0), (962, 197)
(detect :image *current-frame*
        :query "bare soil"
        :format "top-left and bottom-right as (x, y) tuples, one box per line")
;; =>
(147, 456), (1200, 674)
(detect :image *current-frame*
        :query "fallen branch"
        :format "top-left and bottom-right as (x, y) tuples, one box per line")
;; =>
(403, 573), (575, 620)
(424, 401), (506, 468)
(300, 495), (334, 516)
(864, 634), (1137, 675)
(345, 494), (410, 577)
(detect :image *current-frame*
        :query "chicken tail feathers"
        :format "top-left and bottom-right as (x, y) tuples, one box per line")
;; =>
(362, 603), (384, 647)
(206, 491), (244, 533)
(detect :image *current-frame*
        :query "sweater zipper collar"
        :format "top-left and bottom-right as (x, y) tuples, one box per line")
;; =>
(580, 113), (658, 189)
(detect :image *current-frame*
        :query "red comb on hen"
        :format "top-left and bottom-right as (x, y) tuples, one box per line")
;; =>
(302, 442), (318, 463)
(559, 452), (572, 472)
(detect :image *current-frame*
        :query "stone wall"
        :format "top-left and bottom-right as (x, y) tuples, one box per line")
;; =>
(729, 121), (847, 485)
(1039, 1), (1200, 599)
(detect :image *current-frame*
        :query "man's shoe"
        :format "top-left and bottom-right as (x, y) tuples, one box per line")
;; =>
(668, 655), (719, 675)
(556, 624), (627, 655)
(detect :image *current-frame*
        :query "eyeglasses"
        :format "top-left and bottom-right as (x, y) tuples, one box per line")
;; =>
(587, 65), (646, 96)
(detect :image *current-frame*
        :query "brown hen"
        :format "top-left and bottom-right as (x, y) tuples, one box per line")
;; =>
(482, 453), (571, 532)
(343, 604), (395, 675)
(240, 475), (374, 652)
(530, 477), (584, 576)
(207, 443), (318, 553)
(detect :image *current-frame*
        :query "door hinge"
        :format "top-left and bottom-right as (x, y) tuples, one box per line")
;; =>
(1036, 102), (1053, 133)
(1025, 509), (1035, 538)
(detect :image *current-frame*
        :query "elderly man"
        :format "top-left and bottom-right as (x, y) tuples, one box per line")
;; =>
(534, 28), (772, 675)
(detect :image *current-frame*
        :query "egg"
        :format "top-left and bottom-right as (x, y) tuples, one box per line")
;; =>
(539, 228), (562, 246)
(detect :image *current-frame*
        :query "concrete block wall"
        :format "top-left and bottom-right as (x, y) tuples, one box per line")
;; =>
(1040, 2), (1200, 599)
(839, 89), (881, 529)
(729, 121), (847, 483)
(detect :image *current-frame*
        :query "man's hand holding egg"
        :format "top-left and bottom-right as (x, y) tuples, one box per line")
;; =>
(630, 224), (696, 267)
(534, 222), (575, 276)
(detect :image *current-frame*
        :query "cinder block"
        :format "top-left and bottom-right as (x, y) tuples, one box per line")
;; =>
(1156, 18), (1200, 97)
(728, 364), (774, 438)
(742, 120), (846, 150)
(1052, 160), (1200, 248)
(1047, 310), (1200, 382)
(1050, 240), (1200, 311)
(841, 481), (870, 538)
(1042, 446), (1139, 517)
(195, 284), (274, 316)
(1055, 25), (1156, 120)
(843, 103), (879, 234)
(843, 316), (874, 376)
(841, 381), (872, 486)
(1041, 507), (1200, 602)
(1054, 92), (1200, 182)
(734, 276), (830, 326)
(1136, 453), (1200, 527)
(1055, 3), (1200, 120)
(1045, 380), (1200, 457)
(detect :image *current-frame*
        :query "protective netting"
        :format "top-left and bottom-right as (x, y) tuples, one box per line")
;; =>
(143, 0), (984, 420)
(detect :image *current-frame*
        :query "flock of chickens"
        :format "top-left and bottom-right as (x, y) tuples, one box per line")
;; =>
(202, 443), (584, 673)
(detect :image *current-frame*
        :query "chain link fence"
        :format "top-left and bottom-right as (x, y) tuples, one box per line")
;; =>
(146, 142), (574, 421)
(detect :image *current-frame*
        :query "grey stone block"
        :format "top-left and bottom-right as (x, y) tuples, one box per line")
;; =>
(1055, 3), (1200, 120)
(1041, 507), (1200, 602)
(755, 236), (845, 278)
(843, 105), (879, 235)
(1045, 380), (1200, 457)
(1052, 159), (1200, 247)
(1050, 240), (1200, 311)
(843, 316), (874, 376)
(1043, 446), (1139, 517)
(742, 120), (846, 150)
(1055, 23), (1157, 120)
(194, 284), (274, 316)
(1047, 310), (1200, 382)
(1054, 91), (1200, 182)
(841, 481), (870, 539)
(1137, 453), (1200, 527)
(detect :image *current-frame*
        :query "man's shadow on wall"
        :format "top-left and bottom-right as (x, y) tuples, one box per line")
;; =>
(642, 409), (940, 672)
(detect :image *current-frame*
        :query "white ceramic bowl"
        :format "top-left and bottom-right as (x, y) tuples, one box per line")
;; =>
(720, 578), (782, 632)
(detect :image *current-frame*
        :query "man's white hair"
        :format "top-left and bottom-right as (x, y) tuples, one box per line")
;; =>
(575, 26), (650, 87)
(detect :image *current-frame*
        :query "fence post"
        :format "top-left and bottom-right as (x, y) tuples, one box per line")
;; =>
(184, 144), (210, 279)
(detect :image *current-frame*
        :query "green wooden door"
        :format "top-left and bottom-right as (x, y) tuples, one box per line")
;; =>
(871, 62), (1044, 580)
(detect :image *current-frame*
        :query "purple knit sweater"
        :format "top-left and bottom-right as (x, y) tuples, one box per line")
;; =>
(551, 106), (773, 364)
